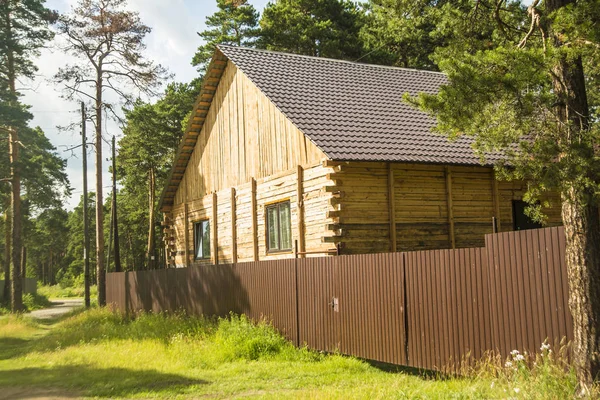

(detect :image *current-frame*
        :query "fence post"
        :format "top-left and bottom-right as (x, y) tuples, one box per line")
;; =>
(124, 270), (130, 315)
(295, 257), (300, 347)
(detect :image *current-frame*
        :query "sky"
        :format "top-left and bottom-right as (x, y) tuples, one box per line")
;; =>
(21, 0), (271, 211)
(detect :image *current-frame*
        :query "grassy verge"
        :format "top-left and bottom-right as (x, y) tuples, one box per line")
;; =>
(0, 309), (596, 399)
(0, 292), (52, 315)
(37, 284), (97, 299)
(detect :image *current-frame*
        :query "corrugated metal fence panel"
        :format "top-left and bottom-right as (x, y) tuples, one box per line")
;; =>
(235, 260), (298, 344)
(297, 256), (338, 352)
(336, 252), (406, 365)
(105, 227), (572, 373)
(106, 272), (126, 312)
(485, 226), (572, 359)
(405, 248), (489, 371)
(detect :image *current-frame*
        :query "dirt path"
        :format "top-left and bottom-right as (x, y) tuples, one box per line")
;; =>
(29, 299), (84, 320)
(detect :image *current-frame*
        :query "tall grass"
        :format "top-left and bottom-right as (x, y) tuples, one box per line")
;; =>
(37, 284), (98, 299)
(2, 309), (598, 399)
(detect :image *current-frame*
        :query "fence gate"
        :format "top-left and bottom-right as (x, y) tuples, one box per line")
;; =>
(297, 253), (407, 365)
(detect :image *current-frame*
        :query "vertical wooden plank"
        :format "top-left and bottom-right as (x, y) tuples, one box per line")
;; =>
(297, 165), (306, 257)
(251, 178), (258, 261)
(231, 187), (237, 263)
(184, 203), (190, 267)
(388, 164), (397, 252)
(212, 192), (219, 265)
(491, 172), (501, 231)
(445, 166), (456, 249)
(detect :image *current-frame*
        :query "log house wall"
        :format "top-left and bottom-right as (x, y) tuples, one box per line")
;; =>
(326, 161), (562, 254)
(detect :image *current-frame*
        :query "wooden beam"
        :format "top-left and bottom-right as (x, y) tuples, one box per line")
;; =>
(445, 166), (456, 249)
(251, 178), (258, 261)
(231, 187), (237, 263)
(492, 171), (502, 232)
(388, 164), (397, 252)
(184, 203), (190, 267)
(297, 165), (306, 258)
(212, 192), (218, 265)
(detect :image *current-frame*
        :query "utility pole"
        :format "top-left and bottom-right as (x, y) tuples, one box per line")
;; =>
(82, 102), (91, 308)
(112, 136), (122, 272)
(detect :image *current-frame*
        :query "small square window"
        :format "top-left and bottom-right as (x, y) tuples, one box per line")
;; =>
(194, 220), (210, 259)
(512, 200), (542, 231)
(266, 201), (292, 252)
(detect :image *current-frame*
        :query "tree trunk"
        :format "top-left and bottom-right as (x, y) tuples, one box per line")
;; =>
(147, 167), (156, 269)
(3, 208), (10, 304)
(20, 246), (26, 279)
(5, 4), (22, 312)
(95, 70), (105, 306)
(546, 0), (600, 391)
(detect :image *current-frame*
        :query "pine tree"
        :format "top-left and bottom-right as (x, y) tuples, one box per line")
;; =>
(0, 0), (56, 311)
(258, 0), (365, 60)
(409, 0), (600, 392)
(54, 0), (168, 306)
(192, 0), (260, 73)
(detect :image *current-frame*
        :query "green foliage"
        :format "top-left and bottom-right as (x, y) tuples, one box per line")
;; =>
(38, 283), (98, 299)
(117, 82), (199, 270)
(360, 0), (450, 69)
(258, 0), (365, 60)
(408, 0), (600, 213)
(193, 0), (260, 73)
(21, 292), (51, 311)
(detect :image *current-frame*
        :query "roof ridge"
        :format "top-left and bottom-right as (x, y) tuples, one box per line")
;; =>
(217, 44), (447, 76)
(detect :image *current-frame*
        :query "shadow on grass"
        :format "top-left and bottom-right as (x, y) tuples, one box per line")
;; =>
(364, 359), (441, 380)
(0, 365), (208, 398)
(0, 337), (31, 360)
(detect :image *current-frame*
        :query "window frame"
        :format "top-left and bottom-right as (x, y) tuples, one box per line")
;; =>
(193, 219), (211, 260)
(265, 200), (292, 253)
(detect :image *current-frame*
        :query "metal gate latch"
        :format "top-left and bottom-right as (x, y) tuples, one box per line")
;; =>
(329, 297), (339, 312)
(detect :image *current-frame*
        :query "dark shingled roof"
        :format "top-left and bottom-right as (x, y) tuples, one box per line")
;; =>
(218, 45), (486, 165)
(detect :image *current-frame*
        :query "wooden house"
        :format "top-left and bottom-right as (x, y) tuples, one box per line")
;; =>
(159, 45), (561, 267)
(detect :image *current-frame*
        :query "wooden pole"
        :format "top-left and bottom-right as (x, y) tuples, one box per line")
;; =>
(388, 164), (397, 252)
(112, 136), (122, 272)
(231, 187), (237, 263)
(82, 102), (91, 308)
(251, 178), (258, 261)
(445, 166), (456, 249)
(491, 172), (502, 232)
(184, 203), (190, 267)
(212, 192), (218, 265)
(296, 166), (306, 257)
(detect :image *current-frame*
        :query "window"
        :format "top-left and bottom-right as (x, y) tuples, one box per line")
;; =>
(194, 220), (210, 259)
(266, 201), (292, 252)
(512, 200), (542, 231)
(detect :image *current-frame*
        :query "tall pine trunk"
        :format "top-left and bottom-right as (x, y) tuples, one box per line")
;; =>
(547, 0), (600, 390)
(3, 208), (10, 304)
(95, 69), (105, 306)
(6, 7), (22, 312)
(147, 167), (156, 269)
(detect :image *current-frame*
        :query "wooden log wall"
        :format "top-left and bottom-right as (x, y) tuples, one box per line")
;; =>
(173, 62), (326, 207)
(327, 162), (562, 254)
(171, 163), (337, 267)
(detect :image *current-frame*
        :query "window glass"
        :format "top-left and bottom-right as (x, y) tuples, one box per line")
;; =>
(194, 220), (210, 259)
(267, 205), (279, 250)
(202, 221), (210, 258)
(279, 202), (292, 250)
(266, 201), (292, 252)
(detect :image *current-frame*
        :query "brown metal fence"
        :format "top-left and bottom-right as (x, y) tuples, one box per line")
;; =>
(106, 226), (572, 371)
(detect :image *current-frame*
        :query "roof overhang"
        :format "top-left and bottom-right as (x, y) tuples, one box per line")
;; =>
(159, 49), (229, 212)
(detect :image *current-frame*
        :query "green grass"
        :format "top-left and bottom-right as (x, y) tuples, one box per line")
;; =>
(38, 283), (98, 299)
(0, 309), (596, 399)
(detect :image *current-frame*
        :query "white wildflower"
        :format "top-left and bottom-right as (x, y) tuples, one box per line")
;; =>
(514, 387), (521, 394)
(515, 354), (525, 362)
(505, 361), (513, 368)
(510, 349), (520, 356)
(540, 343), (551, 352)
